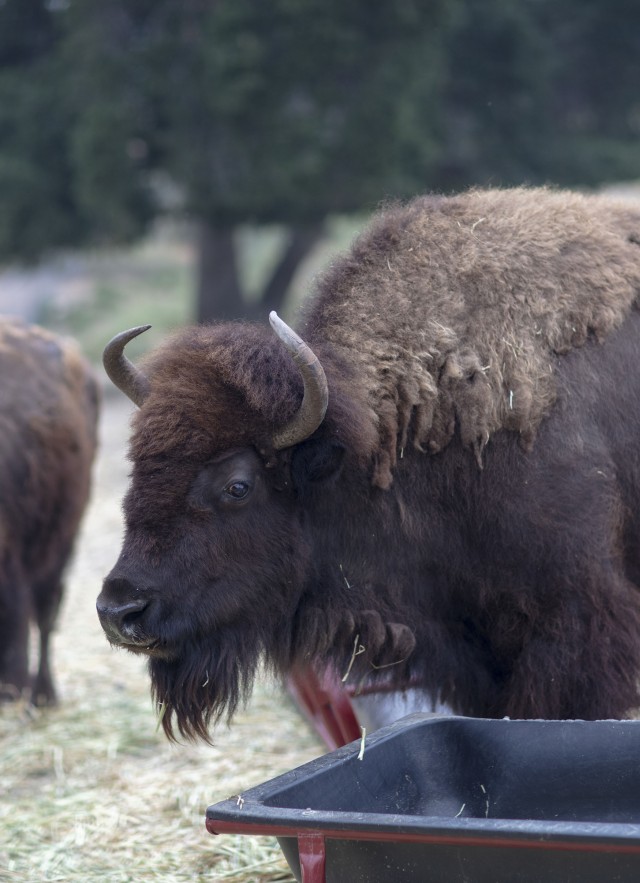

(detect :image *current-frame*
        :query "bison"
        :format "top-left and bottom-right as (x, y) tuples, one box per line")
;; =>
(97, 186), (640, 741)
(0, 318), (99, 705)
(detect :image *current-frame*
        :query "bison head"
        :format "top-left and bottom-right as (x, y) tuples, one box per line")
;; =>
(97, 315), (349, 740)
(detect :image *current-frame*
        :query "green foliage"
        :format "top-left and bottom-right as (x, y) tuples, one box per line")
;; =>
(0, 0), (154, 262)
(440, 0), (640, 189)
(0, 0), (638, 274)
(0, 67), (78, 261)
(0, 0), (55, 67)
(0, 2), (83, 261)
(60, 1), (156, 244)
(78, 0), (454, 224)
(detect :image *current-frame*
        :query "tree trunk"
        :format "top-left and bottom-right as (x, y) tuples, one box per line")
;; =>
(196, 219), (325, 323)
(195, 220), (243, 322)
(246, 222), (325, 321)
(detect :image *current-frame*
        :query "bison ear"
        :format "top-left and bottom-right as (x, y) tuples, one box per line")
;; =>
(291, 438), (345, 491)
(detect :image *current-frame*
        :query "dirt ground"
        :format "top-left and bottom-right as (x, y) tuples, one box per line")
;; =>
(0, 391), (323, 883)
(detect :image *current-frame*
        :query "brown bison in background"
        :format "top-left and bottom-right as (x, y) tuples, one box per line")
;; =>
(0, 318), (99, 705)
(97, 186), (640, 741)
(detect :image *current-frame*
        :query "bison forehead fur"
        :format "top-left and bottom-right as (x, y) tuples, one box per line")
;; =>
(0, 318), (99, 705)
(99, 186), (640, 741)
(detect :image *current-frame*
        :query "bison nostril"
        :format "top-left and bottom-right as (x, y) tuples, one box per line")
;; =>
(96, 598), (149, 635)
(120, 600), (149, 627)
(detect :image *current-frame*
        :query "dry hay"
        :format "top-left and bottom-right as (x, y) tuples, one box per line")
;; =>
(0, 394), (323, 883)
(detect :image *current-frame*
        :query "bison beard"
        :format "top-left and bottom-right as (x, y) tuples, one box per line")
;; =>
(148, 608), (417, 741)
(150, 628), (273, 742)
(147, 639), (256, 740)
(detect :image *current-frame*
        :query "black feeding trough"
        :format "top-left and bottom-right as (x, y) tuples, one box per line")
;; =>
(206, 714), (640, 883)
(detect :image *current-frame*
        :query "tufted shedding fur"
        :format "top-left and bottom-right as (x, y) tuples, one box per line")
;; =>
(302, 186), (640, 486)
(0, 318), (99, 704)
(98, 186), (640, 741)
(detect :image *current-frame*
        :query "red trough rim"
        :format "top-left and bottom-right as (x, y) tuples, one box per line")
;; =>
(206, 816), (640, 855)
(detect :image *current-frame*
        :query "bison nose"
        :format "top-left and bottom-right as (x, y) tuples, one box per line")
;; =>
(96, 597), (149, 639)
(97, 578), (150, 643)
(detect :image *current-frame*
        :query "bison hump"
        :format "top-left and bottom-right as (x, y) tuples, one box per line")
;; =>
(309, 186), (640, 486)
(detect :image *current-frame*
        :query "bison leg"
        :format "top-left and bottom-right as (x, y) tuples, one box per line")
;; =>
(32, 628), (56, 706)
(0, 576), (30, 701)
(31, 577), (64, 706)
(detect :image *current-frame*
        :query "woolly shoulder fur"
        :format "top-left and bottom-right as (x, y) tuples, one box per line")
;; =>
(301, 186), (640, 487)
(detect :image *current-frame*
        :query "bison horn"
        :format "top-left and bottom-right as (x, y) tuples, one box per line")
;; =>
(269, 311), (328, 449)
(103, 325), (152, 407)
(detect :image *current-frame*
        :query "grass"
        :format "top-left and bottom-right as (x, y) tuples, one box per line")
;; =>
(0, 678), (320, 882)
(0, 684), (320, 882)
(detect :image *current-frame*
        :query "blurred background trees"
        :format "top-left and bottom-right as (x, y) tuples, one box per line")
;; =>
(0, 0), (639, 324)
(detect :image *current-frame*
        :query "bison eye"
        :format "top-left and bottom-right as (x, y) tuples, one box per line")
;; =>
(223, 480), (251, 501)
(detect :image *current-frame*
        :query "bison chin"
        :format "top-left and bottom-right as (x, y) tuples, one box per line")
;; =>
(149, 626), (281, 742)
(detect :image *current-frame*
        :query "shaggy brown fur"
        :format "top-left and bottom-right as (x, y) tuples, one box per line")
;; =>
(303, 187), (640, 486)
(130, 322), (376, 472)
(0, 318), (99, 704)
(98, 186), (640, 741)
